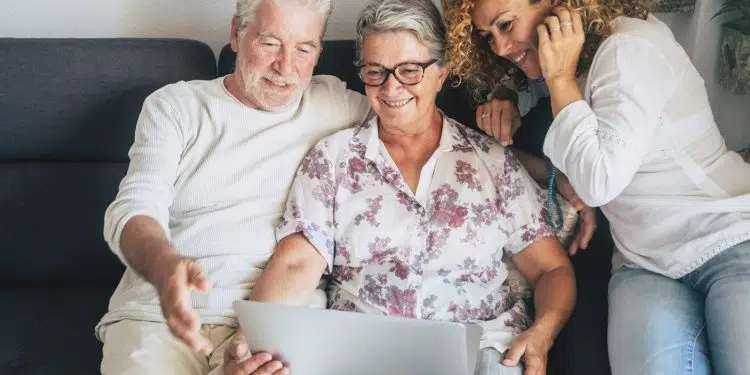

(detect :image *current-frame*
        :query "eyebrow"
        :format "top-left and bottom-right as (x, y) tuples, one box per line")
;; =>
(257, 31), (320, 49)
(475, 10), (510, 34)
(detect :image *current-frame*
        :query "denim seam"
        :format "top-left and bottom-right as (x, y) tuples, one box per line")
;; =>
(686, 321), (707, 375)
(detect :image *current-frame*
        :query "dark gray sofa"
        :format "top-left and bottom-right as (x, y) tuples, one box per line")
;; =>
(0, 38), (217, 374)
(0, 37), (611, 375)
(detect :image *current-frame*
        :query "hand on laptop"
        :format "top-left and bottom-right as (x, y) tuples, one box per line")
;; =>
(223, 330), (290, 375)
(501, 327), (553, 375)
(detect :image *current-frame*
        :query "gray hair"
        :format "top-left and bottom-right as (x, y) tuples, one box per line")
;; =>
(355, 0), (447, 65)
(236, 0), (334, 35)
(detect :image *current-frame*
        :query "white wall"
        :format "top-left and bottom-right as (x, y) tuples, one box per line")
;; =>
(657, 0), (750, 150)
(0, 0), (747, 149)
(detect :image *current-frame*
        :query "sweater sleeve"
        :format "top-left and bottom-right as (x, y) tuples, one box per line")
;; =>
(542, 35), (676, 207)
(345, 89), (373, 125)
(103, 91), (184, 265)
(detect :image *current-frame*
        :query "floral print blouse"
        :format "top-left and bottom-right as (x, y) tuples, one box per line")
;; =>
(276, 113), (558, 352)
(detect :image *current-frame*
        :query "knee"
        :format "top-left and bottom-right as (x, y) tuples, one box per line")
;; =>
(101, 320), (200, 375)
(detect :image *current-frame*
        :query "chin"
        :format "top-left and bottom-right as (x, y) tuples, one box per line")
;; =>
(377, 108), (417, 125)
(259, 92), (300, 111)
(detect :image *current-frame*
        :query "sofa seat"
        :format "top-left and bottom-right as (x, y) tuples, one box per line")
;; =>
(0, 287), (113, 374)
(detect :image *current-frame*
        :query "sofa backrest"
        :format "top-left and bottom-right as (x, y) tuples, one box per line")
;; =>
(0, 38), (217, 286)
(217, 41), (479, 128)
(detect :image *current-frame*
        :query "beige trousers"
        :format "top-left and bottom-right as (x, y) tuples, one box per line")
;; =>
(100, 319), (237, 375)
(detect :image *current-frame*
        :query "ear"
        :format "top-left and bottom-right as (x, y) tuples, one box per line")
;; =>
(230, 16), (242, 53)
(437, 62), (452, 88)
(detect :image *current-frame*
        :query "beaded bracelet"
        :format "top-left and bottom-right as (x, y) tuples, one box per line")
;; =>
(545, 158), (564, 230)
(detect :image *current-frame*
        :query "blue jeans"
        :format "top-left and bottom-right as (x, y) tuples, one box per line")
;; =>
(608, 240), (750, 375)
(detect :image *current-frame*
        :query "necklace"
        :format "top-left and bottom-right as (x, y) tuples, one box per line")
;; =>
(545, 158), (564, 229)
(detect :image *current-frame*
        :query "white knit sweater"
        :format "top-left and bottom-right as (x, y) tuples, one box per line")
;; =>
(96, 75), (370, 338)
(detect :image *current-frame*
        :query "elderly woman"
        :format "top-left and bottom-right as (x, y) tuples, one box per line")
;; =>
(227, 0), (575, 374)
(442, 0), (750, 374)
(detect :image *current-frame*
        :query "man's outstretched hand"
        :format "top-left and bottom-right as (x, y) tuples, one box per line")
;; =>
(153, 253), (213, 354)
(223, 330), (289, 375)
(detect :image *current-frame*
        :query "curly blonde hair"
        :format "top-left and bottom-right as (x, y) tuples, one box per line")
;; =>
(443, 0), (649, 101)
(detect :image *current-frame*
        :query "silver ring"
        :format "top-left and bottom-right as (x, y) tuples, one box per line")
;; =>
(561, 20), (573, 27)
(481, 113), (490, 119)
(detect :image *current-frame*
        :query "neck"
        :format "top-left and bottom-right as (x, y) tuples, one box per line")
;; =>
(223, 73), (255, 109)
(379, 108), (442, 154)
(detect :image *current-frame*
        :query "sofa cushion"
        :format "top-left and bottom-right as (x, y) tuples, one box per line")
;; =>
(0, 38), (219, 286)
(0, 163), (129, 286)
(0, 38), (217, 162)
(0, 286), (113, 375)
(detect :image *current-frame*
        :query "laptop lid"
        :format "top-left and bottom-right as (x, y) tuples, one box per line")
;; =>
(233, 300), (481, 375)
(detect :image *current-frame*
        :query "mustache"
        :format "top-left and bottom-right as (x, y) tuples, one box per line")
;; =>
(264, 74), (299, 85)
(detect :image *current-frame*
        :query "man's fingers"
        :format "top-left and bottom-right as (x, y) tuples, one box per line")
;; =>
(165, 301), (212, 354)
(187, 260), (212, 291)
(169, 321), (212, 354)
(223, 352), (270, 375)
(227, 334), (250, 362)
(168, 312), (211, 353)
(246, 357), (286, 375)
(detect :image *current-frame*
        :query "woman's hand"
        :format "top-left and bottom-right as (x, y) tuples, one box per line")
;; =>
(475, 99), (521, 146)
(555, 172), (596, 255)
(537, 6), (585, 86)
(222, 330), (289, 375)
(502, 327), (554, 375)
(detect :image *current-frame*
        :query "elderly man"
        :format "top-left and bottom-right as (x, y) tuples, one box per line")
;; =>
(96, 0), (370, 373)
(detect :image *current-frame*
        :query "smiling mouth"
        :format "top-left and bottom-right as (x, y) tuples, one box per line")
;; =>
(381, 97), (414, 108)
(265, 77), (294, 89)
(506, 50), (528, 65)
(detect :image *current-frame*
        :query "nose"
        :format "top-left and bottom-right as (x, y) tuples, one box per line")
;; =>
(380, 71), (403, 93)
(273, 47), (294, 77)
(491, 32), (513, 57)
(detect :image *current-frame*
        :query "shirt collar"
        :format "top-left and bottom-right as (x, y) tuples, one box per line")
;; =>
(356, 110), (474, 163)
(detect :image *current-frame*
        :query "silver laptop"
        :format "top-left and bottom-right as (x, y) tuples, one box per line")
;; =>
(233, 300), (483, 375)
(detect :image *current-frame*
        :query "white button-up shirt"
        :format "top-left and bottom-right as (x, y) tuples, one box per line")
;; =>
(542, 14), (750, 278)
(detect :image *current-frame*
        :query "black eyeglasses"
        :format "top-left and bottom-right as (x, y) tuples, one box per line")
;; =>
(357, 59), (438, 87)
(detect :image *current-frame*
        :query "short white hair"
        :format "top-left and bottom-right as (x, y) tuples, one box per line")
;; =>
(236, 0), (333, 36)
(355, 0), (447, 65)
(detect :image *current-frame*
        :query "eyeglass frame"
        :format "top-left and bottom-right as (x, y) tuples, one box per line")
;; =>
(356, 59), (439, 87)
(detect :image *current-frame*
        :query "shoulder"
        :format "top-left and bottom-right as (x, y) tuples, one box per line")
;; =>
(307, 126), (360, 160)
(597, 15), (683, 60)
(302, 75), (371, 131)
(148, 78), (223, 103)
(142, 78), (227, 122)
(587, 15), (684, 85)
(307, 75), (363, 100)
